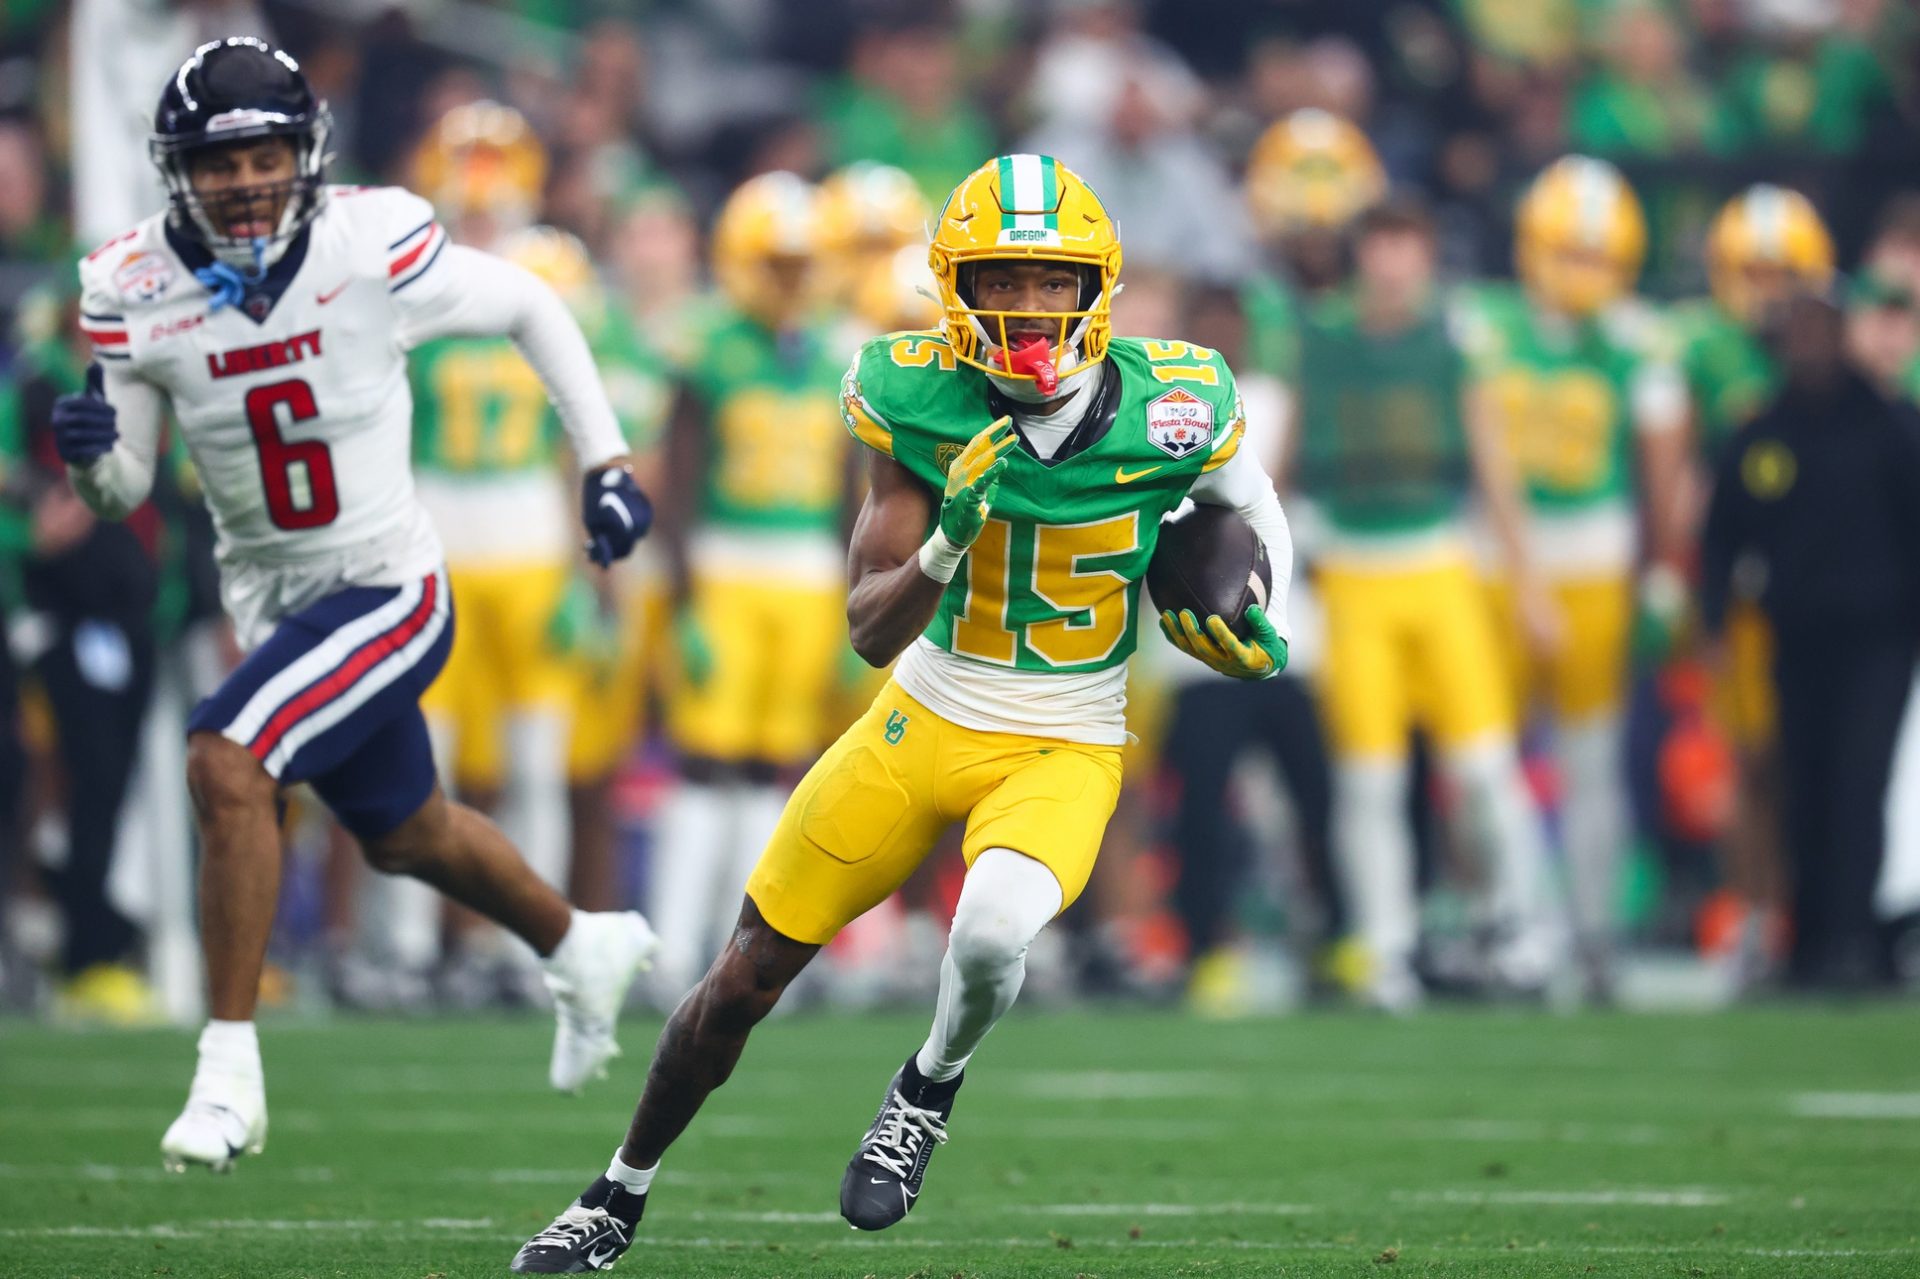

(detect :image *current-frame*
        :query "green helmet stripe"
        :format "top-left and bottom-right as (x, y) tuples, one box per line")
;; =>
(998, 155), (1019, 231)
(1039, 155), (1059, 230)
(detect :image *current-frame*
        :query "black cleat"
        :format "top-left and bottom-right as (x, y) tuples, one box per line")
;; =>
(510, 1179), (645, 1273)
(839, 1056), (961, 1231)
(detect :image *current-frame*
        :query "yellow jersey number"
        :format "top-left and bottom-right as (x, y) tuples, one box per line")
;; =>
(952, 514), (1141, 667)
(429, 346), (549, 471)
(713, 388), (845, 511)
(1485, 367), (1617, 493)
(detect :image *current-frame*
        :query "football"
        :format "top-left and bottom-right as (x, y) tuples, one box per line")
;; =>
(1146, 502), (1271, 642)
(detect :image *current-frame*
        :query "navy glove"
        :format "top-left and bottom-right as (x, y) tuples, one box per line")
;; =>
(51, 362), (118, 467)
(582, 465), (652, 567)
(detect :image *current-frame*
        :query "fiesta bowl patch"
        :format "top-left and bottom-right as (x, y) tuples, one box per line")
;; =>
(114, 251), (175, 303)
(1146, 388), (1213, 459)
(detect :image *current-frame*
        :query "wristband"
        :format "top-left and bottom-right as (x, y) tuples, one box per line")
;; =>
(917, 528), (966, 584)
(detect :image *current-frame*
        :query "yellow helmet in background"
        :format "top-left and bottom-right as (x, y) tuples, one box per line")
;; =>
(1706, 184), (1836, 327)
(819, 162), (930, 315)
(852, 244), (943, 333)
(1245, 109), (1387, 237)
(410, 101), (548, 241)
(711, 170), (824, 326)
(498, 224), (602, 321)
(928, 153), (1122, 385)
(1515, 155), (1647, 317)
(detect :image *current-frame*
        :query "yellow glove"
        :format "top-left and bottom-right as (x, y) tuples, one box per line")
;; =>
(939, 416), (1018, 548)
(1158, 605), (1287, 680)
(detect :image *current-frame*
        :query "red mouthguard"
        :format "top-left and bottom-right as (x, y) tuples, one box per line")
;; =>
(995, 336), (1059, 395)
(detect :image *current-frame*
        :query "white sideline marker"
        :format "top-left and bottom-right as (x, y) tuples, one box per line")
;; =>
(1789, 1092), (1920, 1119)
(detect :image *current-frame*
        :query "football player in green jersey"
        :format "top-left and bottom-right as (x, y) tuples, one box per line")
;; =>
(1292, 199), (1560, 1010)
(1682, 184), (1835, 987)
(509, 155), (1293, 1272)
(1240, 109), (1388, 389)
(646, 172), (855, 1002)
(1457, 156), (1690, 998)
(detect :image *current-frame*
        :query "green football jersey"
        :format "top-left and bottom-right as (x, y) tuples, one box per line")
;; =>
(1672, 298), (1778, 455)
(410, 336), (562, 477)
(1294, 293), (1473, 536)
(681, 302), (847, 535)
(1455, 283), (1649, 512)
(843, 333), (1248, 675)
(1242, 272), (1301, 383)
(583, 304), (672, 456)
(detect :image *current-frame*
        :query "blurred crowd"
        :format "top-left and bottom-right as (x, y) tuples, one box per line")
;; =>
(1, 0), (1919, 1023)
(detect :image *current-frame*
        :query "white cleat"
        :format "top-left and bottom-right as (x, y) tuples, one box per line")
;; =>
(160, 1077), (267, 1174)
(545, 910), (659, 1093)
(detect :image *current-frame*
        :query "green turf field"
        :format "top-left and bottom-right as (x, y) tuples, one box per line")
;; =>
(2, 1005), (1917, 1277)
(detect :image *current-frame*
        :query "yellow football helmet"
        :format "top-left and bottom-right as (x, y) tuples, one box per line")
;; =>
(1515, 155), (1647, 317)
(928, 154), (1122, 385)
(1706, 185), (1835, 327)
(710, 170), (823, 326)
(852, 244), (942, 333)
(819, 162), (930, 318)
(411, 101), (548, 240)
(499, 225), (604, 324)
(1245, 109), (1387, 236)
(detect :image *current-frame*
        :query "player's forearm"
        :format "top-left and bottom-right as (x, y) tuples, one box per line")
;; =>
(68, 368), (164, 520)
(67, 449), (154, 520)
(847, 561), (948, 668)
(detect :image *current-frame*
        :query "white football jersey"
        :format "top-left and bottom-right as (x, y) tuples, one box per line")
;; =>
(80, 187), (456, 639)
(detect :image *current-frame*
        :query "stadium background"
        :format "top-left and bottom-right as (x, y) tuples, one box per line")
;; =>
(0, 1), (1917, 1018)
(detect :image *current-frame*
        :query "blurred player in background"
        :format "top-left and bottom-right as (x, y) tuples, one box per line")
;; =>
(1240, 110), (1387, 393)
(648, 172), (853, 1000)
(1458, 156), (1690, 999)
(1293, 200), (1558, 1011)
(403, 103), (581, 1001)
(1677, 184), (1835, 985)
(819, 162), (934, 344)
(53, 39), (657, 1172)
(511, 154), (1293, 1272)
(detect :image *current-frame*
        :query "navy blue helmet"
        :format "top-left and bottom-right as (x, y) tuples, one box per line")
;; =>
(150, 37), (333, 266)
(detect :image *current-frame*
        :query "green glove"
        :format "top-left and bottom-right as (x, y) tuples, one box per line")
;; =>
(1158, 604), (1288, 680)
(938, 415), (1017, 548)
(675, 607), (715, 689)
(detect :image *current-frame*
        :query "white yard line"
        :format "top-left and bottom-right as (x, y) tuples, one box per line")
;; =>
(1009, 1202), (1317, 1216)
(1394, 1187), (1731, 1207)
(1789, 1091), (1920, 1119)
(1009, 1070), (1249, 1100)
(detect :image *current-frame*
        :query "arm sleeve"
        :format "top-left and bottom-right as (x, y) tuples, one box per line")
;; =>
(1184, 443), (1295, 644)
(68, 361), (167, 520)
(394, 242), (628, 470)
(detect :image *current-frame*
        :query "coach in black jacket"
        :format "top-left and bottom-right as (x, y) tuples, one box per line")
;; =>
(1700, 289), (1920, 989)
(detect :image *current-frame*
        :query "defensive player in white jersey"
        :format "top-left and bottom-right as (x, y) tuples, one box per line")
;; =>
(50, 38), (660, 1173)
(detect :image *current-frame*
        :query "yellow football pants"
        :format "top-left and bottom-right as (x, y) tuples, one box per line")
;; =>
(425, 562), (574, 790)
(567, 583), (672, 782)
(668, 573), (842, 766)
(1316, 555), (1516, 760)
(1713, 601), (1777, 749)
(746, 681), (1124, 945)
(1488, 574), (1633, 724)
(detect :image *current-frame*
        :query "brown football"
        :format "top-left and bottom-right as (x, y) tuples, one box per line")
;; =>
(1145, 503), (1271, 641)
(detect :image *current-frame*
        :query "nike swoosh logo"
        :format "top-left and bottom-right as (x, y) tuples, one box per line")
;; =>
(585, 1245), (617, 1266)
(598, 492), (634, 532)
(315, 280), (350, 305)
(1114, 464), (1163, 483)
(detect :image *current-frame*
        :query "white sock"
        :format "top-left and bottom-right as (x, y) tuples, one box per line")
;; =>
(716, 785), (787, 950)
(650, 782), (736, 994)
(1333, 757), (1417, 977)
(541, 908), (590, 975)
(504, 709), (572, 892)
(197, 1019), (262, 1084)
(605, 1148), (657, 1195)
(1559, 715), (1625, 948)
(1444, 739), (1564, 973)
(915, 847), (1061, 1083)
